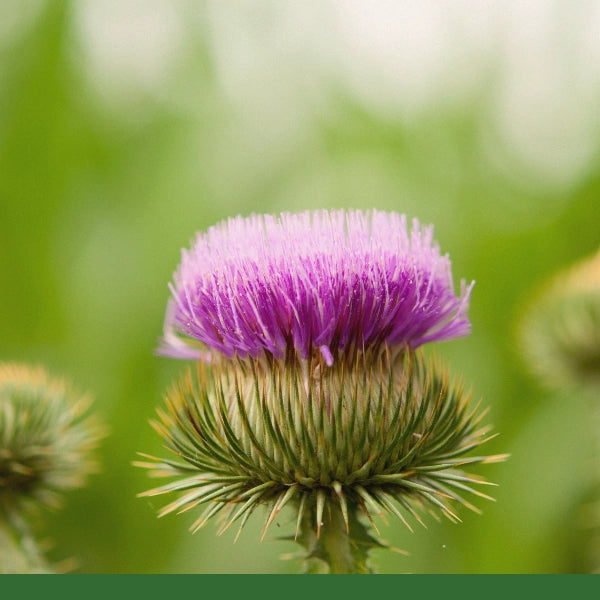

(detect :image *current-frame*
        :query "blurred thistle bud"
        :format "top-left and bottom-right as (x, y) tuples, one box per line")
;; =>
(141, 209), (505, 573)
(0, 363), (102, 513)
(519, 247), (600, 390)
(0, 362), (103, 574)
(519, 248), (600, 573)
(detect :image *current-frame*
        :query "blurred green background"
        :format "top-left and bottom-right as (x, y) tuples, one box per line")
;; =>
(1, 1), (600, 573)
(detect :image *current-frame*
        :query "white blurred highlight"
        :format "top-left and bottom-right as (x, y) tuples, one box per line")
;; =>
(73, 0), (185, 105)
(0, 0), (44, 48)
(71, 0), (600, 192)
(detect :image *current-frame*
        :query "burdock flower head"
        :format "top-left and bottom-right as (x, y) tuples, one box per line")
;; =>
(140, 209), (505, 573)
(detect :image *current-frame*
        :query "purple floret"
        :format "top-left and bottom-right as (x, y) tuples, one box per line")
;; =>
(159, 210), (473, 364)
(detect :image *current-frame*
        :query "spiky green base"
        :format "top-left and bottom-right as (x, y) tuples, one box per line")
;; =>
(138, 348), (507, 570)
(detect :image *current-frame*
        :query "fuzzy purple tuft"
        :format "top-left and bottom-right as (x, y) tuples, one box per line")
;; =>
(159, 210), (473, 363)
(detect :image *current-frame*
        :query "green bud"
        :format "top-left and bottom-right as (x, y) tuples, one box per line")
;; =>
(0, 362), (103, 573)
(0, 363), (102, 513)
(519, 248), (600, 390)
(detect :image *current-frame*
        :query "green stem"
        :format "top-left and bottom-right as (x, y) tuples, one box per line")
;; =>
(296, 500), (380, 574)
(0, 501), (53, 574)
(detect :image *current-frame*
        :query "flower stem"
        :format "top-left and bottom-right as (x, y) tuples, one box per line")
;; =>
(0, 502), (52, 574)
(297, 500), (380, 574)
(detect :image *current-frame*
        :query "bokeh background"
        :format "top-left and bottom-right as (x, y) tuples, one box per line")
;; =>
(1, 0), (600, 573)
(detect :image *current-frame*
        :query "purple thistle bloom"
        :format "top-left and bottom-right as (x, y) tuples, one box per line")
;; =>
(159, 209), (473, 364)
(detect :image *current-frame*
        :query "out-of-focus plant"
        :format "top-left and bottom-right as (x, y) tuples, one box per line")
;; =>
(519, 247), (600, 572)
(138, 209), (506, 573)
(0, 363), (103, 573)
(520, 248), (600, 392)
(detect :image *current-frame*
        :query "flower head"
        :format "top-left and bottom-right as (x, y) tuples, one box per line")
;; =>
(160, 210), (473, 364)
(0, 363), (102, 512)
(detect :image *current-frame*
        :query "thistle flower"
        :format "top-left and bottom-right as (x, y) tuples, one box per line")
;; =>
(159, 210), (473, 364)
(141, 209), (504, 573)
(519, 247), (600, 389)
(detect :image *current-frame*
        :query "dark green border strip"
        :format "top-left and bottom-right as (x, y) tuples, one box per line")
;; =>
(1, 574), (597, 600)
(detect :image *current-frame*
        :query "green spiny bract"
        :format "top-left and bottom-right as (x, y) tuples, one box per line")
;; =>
(138, 347), (505, 554)
(0, 363), (102, 514)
